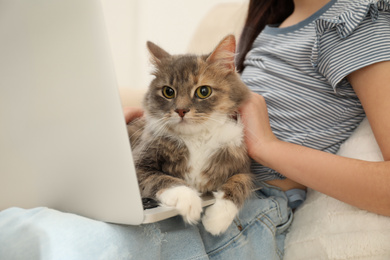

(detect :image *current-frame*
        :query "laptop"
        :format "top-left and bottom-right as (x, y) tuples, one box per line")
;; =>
(0, 0), (214, 225)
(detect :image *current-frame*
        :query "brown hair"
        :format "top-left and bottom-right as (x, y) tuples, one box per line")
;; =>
(235, 0), (294, 72)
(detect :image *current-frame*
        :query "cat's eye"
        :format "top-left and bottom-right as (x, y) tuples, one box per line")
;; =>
(195, 86), (212, 99)
(162, 86), (175, 99)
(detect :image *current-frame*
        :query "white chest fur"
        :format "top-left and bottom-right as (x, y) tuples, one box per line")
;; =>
(181, 118), (244, 190)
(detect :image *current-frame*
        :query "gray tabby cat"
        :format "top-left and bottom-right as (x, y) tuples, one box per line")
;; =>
(128, 35), (253, 235)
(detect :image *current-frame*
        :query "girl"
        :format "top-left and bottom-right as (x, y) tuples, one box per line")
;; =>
(237, 0), (390, 217)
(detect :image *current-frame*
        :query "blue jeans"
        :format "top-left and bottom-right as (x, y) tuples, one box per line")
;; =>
(0, 183), (292, 260)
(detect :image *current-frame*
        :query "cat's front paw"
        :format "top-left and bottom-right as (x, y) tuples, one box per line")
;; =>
(157, 186), (202, 224)
(202, 192), (239, 236)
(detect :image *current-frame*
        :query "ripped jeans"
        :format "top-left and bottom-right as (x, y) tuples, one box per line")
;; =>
(0, 183), (292, 260)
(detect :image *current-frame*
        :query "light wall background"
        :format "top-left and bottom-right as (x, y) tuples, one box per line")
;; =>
(100, 0), (246, 90)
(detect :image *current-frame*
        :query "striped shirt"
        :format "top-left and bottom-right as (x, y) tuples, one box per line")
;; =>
(241, 0), (390, 182)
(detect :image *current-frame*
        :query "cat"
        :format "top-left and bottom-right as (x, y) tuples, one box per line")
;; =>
(128, 35), (253, 236)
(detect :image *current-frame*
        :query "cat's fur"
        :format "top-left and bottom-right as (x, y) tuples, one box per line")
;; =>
(128, 35), (253, 235)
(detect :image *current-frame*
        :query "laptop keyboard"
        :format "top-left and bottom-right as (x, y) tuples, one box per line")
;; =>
(142, 198), (159, 209)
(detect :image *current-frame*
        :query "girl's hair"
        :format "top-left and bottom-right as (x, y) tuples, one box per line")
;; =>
(236, 0), (294, 72)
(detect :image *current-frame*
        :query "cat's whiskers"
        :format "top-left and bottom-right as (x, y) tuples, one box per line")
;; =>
(128, 119), (146, 143)
(135, 115), (187, 163)
(134, 117), (170, 165)
(195, 114), (234, 126)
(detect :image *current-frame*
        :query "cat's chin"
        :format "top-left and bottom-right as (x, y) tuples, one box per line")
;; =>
(170, 122), (204, 135)
(168, 115), (229, 136)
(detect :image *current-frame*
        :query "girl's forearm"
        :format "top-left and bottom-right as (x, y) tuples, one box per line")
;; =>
(255, 139), (390, 216)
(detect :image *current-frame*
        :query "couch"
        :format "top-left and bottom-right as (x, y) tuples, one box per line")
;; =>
(119, 2), (390, 259)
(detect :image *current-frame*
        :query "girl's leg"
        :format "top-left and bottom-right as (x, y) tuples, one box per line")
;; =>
(0, 207), (209, 260)
(0, 183), (292, 260)
(199, 182), (293, 260)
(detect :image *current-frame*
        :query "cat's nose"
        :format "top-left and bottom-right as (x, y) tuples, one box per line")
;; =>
(174, 108), (190, 118)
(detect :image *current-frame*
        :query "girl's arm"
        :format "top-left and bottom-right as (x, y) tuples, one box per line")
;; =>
(240, 61), (390, 216)
(123, 107), (144, 124)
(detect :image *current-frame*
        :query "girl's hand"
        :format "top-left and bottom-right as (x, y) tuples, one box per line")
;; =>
(123, 107), (144, 124)
(239, 92), (277, 163)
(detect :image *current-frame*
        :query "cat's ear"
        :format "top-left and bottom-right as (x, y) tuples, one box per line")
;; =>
(206, 35), (236, 72)
(147, 41), (171, 65)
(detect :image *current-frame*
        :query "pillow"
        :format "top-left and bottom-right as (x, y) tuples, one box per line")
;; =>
(284, 117), (390, 260)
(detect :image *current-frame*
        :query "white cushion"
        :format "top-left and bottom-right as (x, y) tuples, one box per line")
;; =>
(284, 118), (390, 260)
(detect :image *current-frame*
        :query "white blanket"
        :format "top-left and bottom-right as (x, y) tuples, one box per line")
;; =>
(284, 118), (390, 259)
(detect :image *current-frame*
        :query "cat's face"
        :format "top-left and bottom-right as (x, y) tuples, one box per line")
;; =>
(143, 35), (250, 135)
